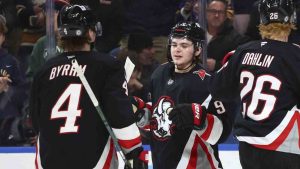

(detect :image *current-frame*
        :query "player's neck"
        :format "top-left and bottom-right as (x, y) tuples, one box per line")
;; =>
(269, 36), (288, 42)
(65, 44), (91, 52)
(175, 63), (196, 73)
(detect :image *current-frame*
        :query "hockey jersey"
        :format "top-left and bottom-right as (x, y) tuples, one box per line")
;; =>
(149, 63), (233, 169)
(207, 39), (300, 155)
(29, 51), (142, 169)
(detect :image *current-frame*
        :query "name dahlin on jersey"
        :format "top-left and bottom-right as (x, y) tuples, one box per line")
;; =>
(241, 52), (274, 68)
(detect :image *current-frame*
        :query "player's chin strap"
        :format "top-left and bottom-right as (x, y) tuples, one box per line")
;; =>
(70, 58), (132, 169)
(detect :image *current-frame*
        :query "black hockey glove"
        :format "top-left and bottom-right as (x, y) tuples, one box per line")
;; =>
(168, 103), (207, 130)
(124, 147), (148, 169)
(130, 96), (151, 128)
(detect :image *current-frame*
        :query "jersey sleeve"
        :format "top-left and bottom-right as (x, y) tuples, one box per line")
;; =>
(100, 60), (142, 154)
(200, 49), (242, 145)
(195, 98), (233, 145)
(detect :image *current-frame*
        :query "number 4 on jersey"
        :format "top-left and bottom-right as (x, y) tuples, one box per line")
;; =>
(51, 84), (83, 134)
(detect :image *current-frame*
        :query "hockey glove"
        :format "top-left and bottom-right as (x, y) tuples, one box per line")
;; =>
(131, 96), (151, 128)
(124, 147), (148, 169)
(168, 103), (207, 130)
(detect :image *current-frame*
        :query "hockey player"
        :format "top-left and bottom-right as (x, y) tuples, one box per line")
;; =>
(133, 21), (233, 169)
(204, 0), (300, 168)
(29, 4), (145, 169)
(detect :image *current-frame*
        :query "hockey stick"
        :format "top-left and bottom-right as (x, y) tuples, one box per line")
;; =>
(70, 58), (131, 168)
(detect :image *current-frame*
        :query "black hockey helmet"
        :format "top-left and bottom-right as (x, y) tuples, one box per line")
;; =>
(168, 21), (205, 62)
(169, 21), (205, 47)
(58, 4), (102, 39)
(258, 0), (297, 25)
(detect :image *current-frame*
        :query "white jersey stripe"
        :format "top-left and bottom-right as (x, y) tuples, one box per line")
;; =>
(112, 123), (140, 140)
(205, 115), (223, 144)
(276, 122), (300, 154)
(197, 140), (221, 169)
(237, 105), (300, 154)
(197, 115), (223, 145)
(177, 131), (197, 168)
(36, 136), (43, 169)
(176, 131), (221, 169)
(237, 106), (298, 144)
(94, 137), (114, 169)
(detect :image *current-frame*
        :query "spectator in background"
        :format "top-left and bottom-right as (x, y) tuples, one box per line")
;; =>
(0, 0), (22, 56)
(192, 0), (201, 21)
(245, 1), (261, 40)
(26, 0), (69, 81)
(122, 0), (180, 63)
(175, 0), (198, 23)
(118, 31), (159, 102)
(16, 0), (46, 76)
(286, 0), (300, 43)
(70, 0), (124, 53)
(206, 0), (250, 72)
(17, 0), (46, 30)
(231, 0), (256, 35)
(0, 15), (25, 146)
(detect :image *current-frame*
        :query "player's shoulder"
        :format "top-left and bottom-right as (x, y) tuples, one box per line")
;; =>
(235, 40), (262, 51)
(54, 51), (120, 68)
(37, 51), (119, 77)
(290, 43), (300, 53)
(227, 40), (262, 61)
(266, 40), (300, 59)
(151, 62), (172, 79)
(232, 40), (300, 59)
(89, 51), (122, 68)
(191, 64), (211, 78)
(281, 43), (300, 64)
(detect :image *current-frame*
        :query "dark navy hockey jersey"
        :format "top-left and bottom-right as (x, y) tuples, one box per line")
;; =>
(207, 39), (300, 155)
(29, 51), (142, 169)
(0, 48), (22, 85)
(149, 63), (233, 169)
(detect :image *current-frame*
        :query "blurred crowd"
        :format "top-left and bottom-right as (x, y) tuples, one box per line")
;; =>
(0, 0), (300, 146)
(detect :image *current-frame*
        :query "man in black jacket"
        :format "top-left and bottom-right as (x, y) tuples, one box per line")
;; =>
(206, 0), (250, 72)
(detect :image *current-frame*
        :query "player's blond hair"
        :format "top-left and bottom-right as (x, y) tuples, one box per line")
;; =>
(259, 23), (296, 39)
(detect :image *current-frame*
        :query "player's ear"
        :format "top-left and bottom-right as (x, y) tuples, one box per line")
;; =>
(195, 47), (201, 56)
(88, 29), (96, 43)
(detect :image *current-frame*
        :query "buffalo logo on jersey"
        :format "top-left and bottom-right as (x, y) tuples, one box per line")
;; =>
(193, 69), (207, 80)
(150, 96), (176, 141)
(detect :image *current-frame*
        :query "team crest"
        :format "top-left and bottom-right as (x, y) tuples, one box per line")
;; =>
(193, 69), (207, 80)
(151, 96), (175, 141)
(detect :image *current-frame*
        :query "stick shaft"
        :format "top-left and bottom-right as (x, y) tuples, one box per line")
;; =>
(71, 59), (128, 164)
